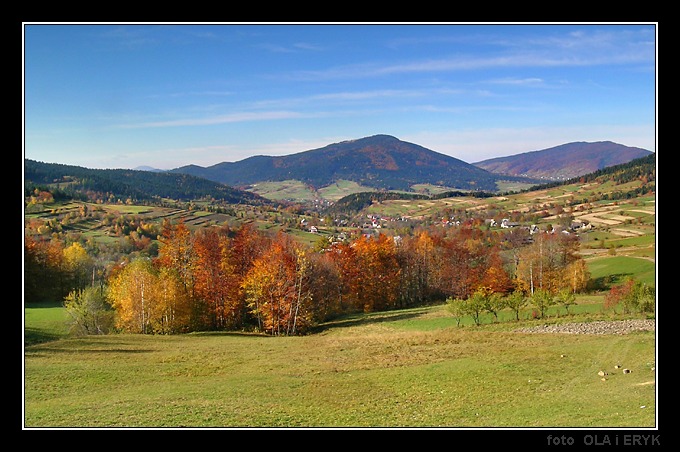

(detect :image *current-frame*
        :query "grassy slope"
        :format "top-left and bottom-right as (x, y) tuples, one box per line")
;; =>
(24, 303), (656, 428)
(245, 179), (378, 202)
(587, 256), (656, 288)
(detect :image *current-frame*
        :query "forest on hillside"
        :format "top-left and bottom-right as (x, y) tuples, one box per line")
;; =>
(24, 159), (267, 205)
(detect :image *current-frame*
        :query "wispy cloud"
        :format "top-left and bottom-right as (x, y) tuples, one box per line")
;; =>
(118, 110), (309, 129)
(291, 51), (650, 81)
(256, 41), (324, 53)
(486, 77), (547, 87)
(97, 25), (166, 50)
(286, 27), (654, 81)
(250, 87), (473, 110)
(114, 85), (523, 130)
(145, 90), (234, 99)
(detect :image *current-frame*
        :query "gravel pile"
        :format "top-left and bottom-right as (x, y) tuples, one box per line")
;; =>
(514, 319), (655, 335)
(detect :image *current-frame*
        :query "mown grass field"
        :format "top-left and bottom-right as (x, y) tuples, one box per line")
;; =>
(24, 300), (656, 429)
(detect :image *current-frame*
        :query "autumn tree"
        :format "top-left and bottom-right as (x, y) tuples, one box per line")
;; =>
(242, 233), (314, 335)
(231, 223), (269, 278)
(108, 258), (159, 333)
(325, 241), (361, 313)
(478, 250), (514, 296)
(192, 228), (239, 330)
(604, 278), (655, 314)
(563, 259), (590, 294)
(396, 231), (441, 307)
(154, 266), (192, 333)
(434, 234), (474, 299)
(25, 235), (65, 302)
(63, 242), (93, 291)
(351, 234), (400, 312)
(108, 258), (190, 334)
(307, 251), (343, 321)
(516, 233), (587, 295)
(156, 220), (195, 298)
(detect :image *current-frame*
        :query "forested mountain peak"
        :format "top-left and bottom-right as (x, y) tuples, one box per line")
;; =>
(170, 134), (522, 191)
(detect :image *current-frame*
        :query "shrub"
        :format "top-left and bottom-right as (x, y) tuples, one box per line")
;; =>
(64, 286), (115, 335)
(604, 278), (655, 315)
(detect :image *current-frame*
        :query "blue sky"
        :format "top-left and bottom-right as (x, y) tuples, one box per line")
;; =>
(23, 23), (656, 170)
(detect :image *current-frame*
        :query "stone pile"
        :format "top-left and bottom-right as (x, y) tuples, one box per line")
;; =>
(514, 319), (655, 335)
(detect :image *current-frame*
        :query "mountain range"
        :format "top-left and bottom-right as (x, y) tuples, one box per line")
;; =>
(25, 135), (654, 204)
(473, 141), (653, 180)
(170, 134), (529, 192)
(170, 135), (652, 191)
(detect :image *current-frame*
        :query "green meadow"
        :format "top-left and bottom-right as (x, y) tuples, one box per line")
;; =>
(24, 300), (656, 428)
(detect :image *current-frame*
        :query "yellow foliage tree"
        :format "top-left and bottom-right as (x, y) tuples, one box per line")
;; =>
(63, 242), (92, 289)
(155, 267), (191, 333)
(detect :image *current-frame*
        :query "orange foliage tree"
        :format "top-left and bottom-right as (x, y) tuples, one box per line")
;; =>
(350, 234), (400, 312)
(192, 228), (240, 330)
(242, 233), (314, 335)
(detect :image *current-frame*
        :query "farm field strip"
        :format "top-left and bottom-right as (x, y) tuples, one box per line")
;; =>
(610, 228), (646, 237)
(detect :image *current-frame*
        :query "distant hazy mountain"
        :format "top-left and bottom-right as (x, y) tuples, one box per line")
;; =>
(133, 165), (166, 172)
(473, 141), (653, 180)
(170, 134), (530, 192)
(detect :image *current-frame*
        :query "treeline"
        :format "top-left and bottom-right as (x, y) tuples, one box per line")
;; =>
(328, 189), (495, 215)
(52, 220), (591, 336)
(25, 237), (97, 303)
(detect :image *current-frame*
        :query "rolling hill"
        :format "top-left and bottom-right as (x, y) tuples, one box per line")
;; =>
(170, 134), (532, 192)
(24, 159), (268, 205)
(473, 141), (653, 180)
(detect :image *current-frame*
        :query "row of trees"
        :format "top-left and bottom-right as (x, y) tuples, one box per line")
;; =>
(446, 277), (655, 328)
(96, 220), (591, 336)
(446, 287), (578, 326)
